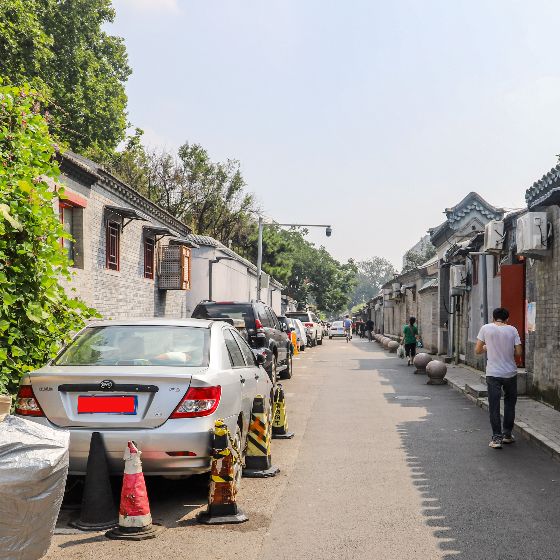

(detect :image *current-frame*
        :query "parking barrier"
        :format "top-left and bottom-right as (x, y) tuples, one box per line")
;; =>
(243, 395), (280, 478)
(272, 385), (295, 440)
(70, 432), (118, 531)
(197, 419), (248, 524)
(106, 441), (161, 540)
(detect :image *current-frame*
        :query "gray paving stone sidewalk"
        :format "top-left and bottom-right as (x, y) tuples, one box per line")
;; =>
(445, 363), (560, 460)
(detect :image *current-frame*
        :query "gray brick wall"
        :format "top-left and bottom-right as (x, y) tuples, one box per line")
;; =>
(525, 205), (560, 409)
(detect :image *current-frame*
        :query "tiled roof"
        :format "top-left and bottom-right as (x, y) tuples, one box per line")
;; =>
(525, 165), (560, 208)
(185, 234), (283, 289)
(418, 277), (438, 292)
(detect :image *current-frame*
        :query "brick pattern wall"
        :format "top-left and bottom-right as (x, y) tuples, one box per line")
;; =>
(418, 288), (438, 353)
(525, 205), (560, 408)
(60, 177), (189, 320)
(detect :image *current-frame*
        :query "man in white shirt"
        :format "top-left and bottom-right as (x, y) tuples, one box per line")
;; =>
(475, 307), (522, 449)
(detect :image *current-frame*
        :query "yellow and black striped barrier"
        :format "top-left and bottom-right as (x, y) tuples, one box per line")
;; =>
(272, 384), (295, 440)
(197, 419), (248, 524)
(243, 395), (280, 478)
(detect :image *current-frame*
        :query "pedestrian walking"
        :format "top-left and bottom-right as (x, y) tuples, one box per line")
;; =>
(475, 307), (522, 449)
(366, 319), (374, 341)
(401, 317), (419, 366)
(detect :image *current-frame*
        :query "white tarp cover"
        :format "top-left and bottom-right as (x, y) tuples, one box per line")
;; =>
(0, 415), (69, 560)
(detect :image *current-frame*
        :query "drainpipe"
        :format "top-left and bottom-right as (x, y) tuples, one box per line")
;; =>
(469, 251), (489, 370)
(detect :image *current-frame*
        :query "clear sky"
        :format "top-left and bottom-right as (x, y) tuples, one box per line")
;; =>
(111, 0), (560, 268)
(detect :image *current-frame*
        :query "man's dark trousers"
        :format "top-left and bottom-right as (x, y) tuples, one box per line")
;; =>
(486, 375), (517, 437)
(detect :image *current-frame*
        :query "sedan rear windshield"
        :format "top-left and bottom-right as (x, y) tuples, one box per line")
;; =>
(53, 326), (210, 367)
(331, 321), (343, 328)
(193, 304), (256, 330)
(287, 313), (310, 323)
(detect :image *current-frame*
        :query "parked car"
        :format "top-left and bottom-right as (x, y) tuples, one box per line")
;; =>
(329, 320), (346, 339)
(14, 319), (273, 480)
(279, 316), (307, 352)
(293, 319), (308, 351)
(286, 310), (323, 346)
(192, 301), (292, 380)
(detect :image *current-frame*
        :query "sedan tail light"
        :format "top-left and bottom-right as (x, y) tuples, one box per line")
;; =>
(304, 322), (314, 327)
(15, 385), (45, 417)
(169, 386), (221, 419)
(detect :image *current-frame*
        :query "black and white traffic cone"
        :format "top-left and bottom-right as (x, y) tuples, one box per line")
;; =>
(243, 395), (280, 478)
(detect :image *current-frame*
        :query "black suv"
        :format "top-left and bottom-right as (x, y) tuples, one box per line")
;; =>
(192, 301), (292, 380)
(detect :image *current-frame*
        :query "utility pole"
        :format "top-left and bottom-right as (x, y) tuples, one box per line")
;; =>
(255, 219), (332, 301)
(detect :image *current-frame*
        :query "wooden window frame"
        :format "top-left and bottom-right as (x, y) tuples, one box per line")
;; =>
(106, 220), (120, 271)
(144, 237), (155, 279)
(472, 255), (479, 285)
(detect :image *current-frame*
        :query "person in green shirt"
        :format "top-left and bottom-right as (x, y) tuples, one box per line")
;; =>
(402, 317), (419, 366)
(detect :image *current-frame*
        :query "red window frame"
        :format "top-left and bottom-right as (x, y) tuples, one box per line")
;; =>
(59, 201), (73, 246)
(106, 220), (120, 271)
(144, 237), (155, 279)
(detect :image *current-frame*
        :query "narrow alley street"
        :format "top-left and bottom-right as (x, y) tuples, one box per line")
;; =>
(46, 339), (560, 560)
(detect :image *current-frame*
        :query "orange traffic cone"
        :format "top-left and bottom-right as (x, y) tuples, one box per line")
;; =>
(291, 331), (299, 355)
(105, 441), (162, 540)
(197, 419), (248, 524)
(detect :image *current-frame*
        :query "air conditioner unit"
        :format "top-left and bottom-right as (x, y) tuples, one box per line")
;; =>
(158, 245), (192, 290)
(483, 220), (505, 253)
(450, 265), (466, 289)
(516, 212), (550, 256)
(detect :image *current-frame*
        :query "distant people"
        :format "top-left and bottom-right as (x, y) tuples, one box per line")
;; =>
(343, 315), (352, 340)
(475, 307), (522, 449)
(402, 317), (419, 366)
(366, 319), (374, 341)
(359, 321), (366, 338)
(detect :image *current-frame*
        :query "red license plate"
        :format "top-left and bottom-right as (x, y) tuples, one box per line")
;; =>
(78, 395), (137, 414)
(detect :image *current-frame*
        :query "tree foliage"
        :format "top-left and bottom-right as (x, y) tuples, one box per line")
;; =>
(102, 136), (259, 247)
(0, 84), (97, 394)
(0, 0), (131, 154)
(350, 257), (397, 307)
(402, 242), (436, 273)
(100, 134), (357, 316)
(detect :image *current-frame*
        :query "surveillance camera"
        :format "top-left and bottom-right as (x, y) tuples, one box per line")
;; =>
(326, 226), (332, 237)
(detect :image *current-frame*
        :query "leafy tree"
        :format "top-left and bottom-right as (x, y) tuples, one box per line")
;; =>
(350, 257), (397, 307)
(0, 83), (97, 394)
(402, 242), (436, 273)
(104, 138), (259, 248)
(0, 0), (131, 154)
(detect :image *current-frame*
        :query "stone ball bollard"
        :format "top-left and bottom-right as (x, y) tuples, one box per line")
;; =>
(383, 338), (391, 349)
(388, 341), (399, 353)
(413, 352), (433, 374)
(426, 360), (448, 385)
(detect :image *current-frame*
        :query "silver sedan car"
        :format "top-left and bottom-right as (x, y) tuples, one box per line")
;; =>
(15, 319), (273, 479)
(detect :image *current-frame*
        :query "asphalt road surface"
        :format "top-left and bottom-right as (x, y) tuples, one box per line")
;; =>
(47, 338), (560, 560)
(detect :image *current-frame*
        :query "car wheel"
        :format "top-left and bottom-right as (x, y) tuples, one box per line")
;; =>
(317, 336), (323, 346)
(300, 344), (305, 351)
(280, 354), (293, 379)
(233, 424), (244, 489)
(329, 336), (332, 340)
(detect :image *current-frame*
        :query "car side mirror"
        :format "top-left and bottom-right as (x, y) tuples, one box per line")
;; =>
(255, 353), (266, 366)
(290, 327), (296, 332)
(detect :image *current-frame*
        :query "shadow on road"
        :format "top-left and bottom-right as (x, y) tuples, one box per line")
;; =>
(354, 340), (560, 560)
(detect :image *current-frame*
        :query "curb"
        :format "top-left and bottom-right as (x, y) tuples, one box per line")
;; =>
(446, 376), (560, 463)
